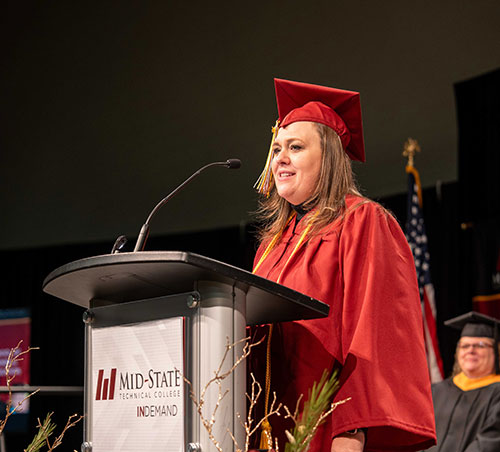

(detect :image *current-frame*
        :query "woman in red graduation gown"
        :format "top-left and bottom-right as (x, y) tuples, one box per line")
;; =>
(250, 78), (436, 452)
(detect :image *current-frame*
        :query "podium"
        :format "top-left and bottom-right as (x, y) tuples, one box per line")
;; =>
(43, 251), (328, 452)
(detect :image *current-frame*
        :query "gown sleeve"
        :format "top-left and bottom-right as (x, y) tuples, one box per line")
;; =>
(331, 202), (436, 450)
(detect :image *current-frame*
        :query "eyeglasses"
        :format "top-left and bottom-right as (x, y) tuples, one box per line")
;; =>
(457, 341), (494, 351)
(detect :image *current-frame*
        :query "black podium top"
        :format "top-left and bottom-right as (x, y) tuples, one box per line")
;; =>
(43, 251), (329, 325)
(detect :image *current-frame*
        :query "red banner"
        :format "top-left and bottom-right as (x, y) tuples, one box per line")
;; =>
(471, 219), (500, 319)
(0, 309), (31, 416)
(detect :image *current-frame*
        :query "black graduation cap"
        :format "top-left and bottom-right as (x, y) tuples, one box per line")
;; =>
(445, 311), (500, 337)
(445, 311), (500, 374)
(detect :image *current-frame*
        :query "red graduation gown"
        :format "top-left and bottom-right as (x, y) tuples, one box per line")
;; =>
(250, 195), (436, 451)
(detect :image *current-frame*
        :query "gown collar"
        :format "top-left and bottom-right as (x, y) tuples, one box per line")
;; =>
(453, 372), (500, 391)
(290, 202), (311, 223)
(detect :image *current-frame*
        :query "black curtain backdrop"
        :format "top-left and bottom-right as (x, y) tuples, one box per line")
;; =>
(455, 68), (500, 222)
(455, 69), (500, 319)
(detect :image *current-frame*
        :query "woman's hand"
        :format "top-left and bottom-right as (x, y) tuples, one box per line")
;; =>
(331, 430), (365, 452)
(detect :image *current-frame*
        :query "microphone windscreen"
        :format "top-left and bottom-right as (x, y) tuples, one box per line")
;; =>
(226, 158), (241, 169)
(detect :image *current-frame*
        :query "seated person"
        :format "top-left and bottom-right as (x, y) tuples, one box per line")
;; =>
(425, 311), (500, 452)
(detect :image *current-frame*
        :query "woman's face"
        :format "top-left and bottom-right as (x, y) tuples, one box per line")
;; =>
(271, 121), (322, 205)
(457, 336), (495, 378)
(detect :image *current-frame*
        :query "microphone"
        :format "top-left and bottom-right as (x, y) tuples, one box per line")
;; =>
(226, 158), (241, 169)
(133, 159), (241, 252)
(111, 235), (128, 254)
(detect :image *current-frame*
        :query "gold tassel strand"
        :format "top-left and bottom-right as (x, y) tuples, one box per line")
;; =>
(254, 120), (280, 196)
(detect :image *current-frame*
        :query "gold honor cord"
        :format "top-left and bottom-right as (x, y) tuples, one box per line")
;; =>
(472, 293), (500, 303)
(253, 211), (318, 449)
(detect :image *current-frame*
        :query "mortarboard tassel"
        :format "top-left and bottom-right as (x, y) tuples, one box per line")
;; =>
(254, 120), (280, 196)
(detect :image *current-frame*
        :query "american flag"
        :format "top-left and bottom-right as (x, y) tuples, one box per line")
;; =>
(406, 165), (444, 382)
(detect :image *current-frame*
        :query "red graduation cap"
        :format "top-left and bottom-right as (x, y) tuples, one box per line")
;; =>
(275, 78), (365, 162)
(255, 78), (365, 196)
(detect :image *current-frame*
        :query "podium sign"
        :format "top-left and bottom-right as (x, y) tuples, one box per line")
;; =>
(81, 286), (247, 452)
(91, 317), (184, 452)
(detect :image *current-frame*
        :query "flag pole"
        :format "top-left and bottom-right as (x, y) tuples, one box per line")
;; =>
(403, 138), (444, 381)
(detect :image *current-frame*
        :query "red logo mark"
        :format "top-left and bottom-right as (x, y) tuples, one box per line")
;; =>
(95, 368), (117, 401)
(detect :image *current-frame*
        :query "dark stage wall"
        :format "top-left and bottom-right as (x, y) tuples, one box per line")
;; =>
(2, 1), (500, 250)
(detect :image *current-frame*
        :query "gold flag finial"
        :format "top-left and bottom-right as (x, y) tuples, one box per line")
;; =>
(403, 138), (421, 167)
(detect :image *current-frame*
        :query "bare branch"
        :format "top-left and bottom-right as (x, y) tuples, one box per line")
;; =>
(243, 373), (262, 434)
(184, 336), (265, 452)
(248, 391), (282, 438)
(241, 375), (282, 452)
(1, 342), (82, 451)
(293, 397), (351, 451)
(46, 413), (84, 451)
(226, 426), (241, 452)
(1, 341), (40, 435)
(25, 413), (57, 452)
(200, 337), (262, 402)
(283, 393), (303, 424)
